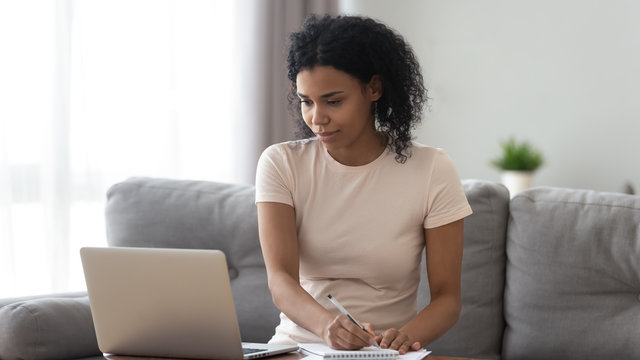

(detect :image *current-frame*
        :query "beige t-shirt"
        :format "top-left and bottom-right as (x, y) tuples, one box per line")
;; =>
(255, 138), (472, 344)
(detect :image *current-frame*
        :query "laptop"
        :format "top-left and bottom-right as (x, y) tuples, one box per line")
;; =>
(80, 246), (298, 360)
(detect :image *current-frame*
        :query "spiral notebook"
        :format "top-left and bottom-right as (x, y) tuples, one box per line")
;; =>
(298, 343), (431, 360)
(298, 343), (399, 359)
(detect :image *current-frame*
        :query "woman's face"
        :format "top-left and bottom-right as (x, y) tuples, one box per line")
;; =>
(296, 66), (382, 164)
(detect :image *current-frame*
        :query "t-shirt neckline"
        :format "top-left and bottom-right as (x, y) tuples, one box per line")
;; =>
(321, 141), (391, 172)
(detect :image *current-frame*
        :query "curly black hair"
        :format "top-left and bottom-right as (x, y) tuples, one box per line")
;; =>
(287, 14), (427, 163)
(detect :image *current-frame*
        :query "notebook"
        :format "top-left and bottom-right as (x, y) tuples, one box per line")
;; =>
(298, 343), (399, 359)
(80, 246), (298, 360)
(298, 343), (431, 360)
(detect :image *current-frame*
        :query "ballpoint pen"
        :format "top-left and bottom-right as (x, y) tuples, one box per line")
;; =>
(327, 294), (381, 348)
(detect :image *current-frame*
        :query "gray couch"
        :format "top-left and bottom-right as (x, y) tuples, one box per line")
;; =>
(1, 177), (638, 360)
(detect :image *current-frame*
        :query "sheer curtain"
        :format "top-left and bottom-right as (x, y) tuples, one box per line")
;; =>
(232, 0), (338, 183)
(1, 0), (237, 297)
(0, 0), (338, 298)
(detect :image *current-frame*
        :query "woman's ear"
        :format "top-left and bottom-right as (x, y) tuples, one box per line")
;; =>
(367, 75), (383, 101)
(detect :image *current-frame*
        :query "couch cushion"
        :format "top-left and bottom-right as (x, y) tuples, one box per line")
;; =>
(0, 296), (100, 360)
(503, 187), (640, 360)
(0, 291), (88, 309)
(419, 179), (509, 360)
(105, 177), (280, 342)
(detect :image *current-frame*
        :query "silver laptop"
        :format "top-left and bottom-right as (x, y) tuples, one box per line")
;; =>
(80, 247), (298, 360)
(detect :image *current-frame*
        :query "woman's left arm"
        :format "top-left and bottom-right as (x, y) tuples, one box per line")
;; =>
(377, 219), (464, 353)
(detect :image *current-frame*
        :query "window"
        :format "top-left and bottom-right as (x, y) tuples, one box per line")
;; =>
(0, 0), (236, 297)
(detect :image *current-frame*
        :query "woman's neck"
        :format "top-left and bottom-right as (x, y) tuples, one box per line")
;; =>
(326, 131), (388, 166)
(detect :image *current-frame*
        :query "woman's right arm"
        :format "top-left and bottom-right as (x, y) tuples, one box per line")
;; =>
(257, 202), (375, 349)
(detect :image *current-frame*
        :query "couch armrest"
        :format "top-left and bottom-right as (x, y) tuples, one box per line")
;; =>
(0, 291), (88, 308)
(0, 294), (101, 360)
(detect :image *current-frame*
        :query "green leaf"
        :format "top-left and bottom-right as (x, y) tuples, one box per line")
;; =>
(490, 137), (544, 171)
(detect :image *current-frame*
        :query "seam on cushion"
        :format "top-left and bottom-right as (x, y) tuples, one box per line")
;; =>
(16, 303), (41, 358)
(515, 194), (640, 212)
(486, 185), (499, 262)
(482, 183), (507, 264)
(486, 184), (507, 336)
(487, 185), (509, 351)
(114, 181), (253, 197)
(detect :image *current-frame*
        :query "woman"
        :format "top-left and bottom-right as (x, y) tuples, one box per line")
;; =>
(255, 14), (472, 354)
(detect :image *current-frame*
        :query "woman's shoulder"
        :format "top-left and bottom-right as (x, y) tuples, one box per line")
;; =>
(406, 141), (447, 160)
(264, 137), (319, 152)
(260, 137), (321, 164)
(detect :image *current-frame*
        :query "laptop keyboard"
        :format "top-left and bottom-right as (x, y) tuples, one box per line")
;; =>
(243, 348), (264, 355)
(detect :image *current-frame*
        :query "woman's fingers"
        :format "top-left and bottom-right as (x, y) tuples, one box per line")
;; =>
(324, 314), (376, 349)
(378, 328), (421, 355)
(362, 322), (377, 337)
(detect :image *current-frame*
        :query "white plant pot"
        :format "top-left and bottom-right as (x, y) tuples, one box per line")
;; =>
(501, 171), (533, 198)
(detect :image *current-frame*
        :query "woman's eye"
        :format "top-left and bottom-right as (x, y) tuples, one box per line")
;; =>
(299, 99), (312, 106)
(327, 99), (341, 105)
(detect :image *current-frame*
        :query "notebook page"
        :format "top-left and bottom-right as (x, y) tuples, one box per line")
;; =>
(298, 343), (398, 359)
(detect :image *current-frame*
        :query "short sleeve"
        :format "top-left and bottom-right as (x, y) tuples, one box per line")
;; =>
(255, 144), (294, 206)
(423, 149), (473, 229)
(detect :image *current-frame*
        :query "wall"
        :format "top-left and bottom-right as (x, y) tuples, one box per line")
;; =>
(340, 0), (640, 193)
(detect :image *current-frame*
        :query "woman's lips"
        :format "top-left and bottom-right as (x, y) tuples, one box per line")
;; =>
(316, 131), (339, 141)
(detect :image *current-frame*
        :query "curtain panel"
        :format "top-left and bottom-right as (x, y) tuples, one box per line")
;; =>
(0, 0), (337, 297)
(233, 0), (338, 184)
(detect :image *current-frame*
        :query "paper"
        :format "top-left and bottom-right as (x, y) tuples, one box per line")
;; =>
(298, 343), (398, 359)
(298, 343), (431, 360)
(398, 349), (431, 360)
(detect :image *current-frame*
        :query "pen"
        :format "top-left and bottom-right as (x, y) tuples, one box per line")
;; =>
(327, 294), (381, 348)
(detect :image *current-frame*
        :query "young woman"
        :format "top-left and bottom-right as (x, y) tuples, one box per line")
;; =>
(255, 15), (472, 354)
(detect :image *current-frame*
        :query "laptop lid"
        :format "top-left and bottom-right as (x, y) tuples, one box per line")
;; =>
(80, 247), (294, 360)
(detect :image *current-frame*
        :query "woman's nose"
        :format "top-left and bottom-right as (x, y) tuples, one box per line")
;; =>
(311, 107), (329, 125)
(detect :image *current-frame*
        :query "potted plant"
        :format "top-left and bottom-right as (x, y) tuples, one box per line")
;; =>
(491, 137), (544, 197)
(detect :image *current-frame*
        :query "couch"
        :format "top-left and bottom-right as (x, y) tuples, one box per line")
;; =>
(1, 177), (638, 360)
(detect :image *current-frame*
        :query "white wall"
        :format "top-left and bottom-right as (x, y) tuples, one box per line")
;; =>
(340, 0), (640, 193)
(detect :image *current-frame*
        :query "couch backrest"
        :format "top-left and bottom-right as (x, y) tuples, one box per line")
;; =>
(502, 187), (640, 360)
(105, 177), (279, 342)
(105, 177), (510, 353)
(420, 180), (510, 360)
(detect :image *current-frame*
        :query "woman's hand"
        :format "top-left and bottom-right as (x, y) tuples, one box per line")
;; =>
(376, 328), (421, 355)
(323, 314), (378, 350)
